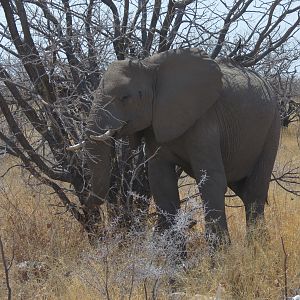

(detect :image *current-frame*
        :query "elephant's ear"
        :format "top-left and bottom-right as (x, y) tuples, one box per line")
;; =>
(152, 48), (222, 143)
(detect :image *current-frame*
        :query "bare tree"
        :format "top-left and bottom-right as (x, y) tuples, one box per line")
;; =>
(0, 0), (299, 236)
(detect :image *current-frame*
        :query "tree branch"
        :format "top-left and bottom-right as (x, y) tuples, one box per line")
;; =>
(0, 92), (69, 182)
(211, 0), (254, 59)
(85, 0), (100, 90)
(101, 0), (124, 59)
(2, 0), (57, 104)
(159, 0), (176, 52)
(0, 131), (86, 225)
(145, 0), (161, 54)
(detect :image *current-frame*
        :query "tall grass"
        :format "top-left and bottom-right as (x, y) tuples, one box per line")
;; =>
(0, 124), (299, 299)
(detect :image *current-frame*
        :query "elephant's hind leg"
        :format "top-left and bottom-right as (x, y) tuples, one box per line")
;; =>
(239, 176), (270, 242)
(240, 116), (280, 237)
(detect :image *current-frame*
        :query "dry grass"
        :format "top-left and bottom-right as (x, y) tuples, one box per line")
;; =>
(0, 123), (299, 300)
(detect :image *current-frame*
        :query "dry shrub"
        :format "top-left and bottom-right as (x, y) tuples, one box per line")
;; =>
(0, 124), (299, 299)
(0, 157), (88, 299)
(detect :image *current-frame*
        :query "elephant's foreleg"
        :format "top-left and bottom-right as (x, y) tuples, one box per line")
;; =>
(148, 158), (180, 230)
(148, 157), (187, 260)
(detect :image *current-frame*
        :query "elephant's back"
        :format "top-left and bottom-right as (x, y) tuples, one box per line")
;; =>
(220, 63), (276, 106)
(219, 63), (277, 125)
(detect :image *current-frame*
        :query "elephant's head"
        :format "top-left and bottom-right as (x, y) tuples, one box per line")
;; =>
(84, 48), (223, 207)
(87, 59), (155, 141)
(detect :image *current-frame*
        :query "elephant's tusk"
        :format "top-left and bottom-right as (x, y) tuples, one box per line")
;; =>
(66, 141), (86, 151)
(90, 129), (116, 141)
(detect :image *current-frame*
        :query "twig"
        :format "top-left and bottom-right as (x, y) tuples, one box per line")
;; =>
(281, 237), (288, 300)
(143, 279), (148, 300)
(128, 242), (137, 300)
(0, 236), (12, 300)
(104, 241), (111, 300)
(152, 277), (160, 300)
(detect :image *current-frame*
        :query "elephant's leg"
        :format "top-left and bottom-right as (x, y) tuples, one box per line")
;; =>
(240, 163), (273, 239)
(148, 157), (180, 230)
(243, 185), (267, 229)
(148, 157), (187, 260)
(229, 163), (272, 243)
(230, 176), (269, 243)
(201, 170), (229, 248)
(228, 180), (259, 238)
(237, 175), (269, 243)
(190, 159), (229, 249)
(187, 132), (229, 248)
(243, 117), (279, 238)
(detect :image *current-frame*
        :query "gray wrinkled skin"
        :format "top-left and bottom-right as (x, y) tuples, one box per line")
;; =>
(86, 48), (280, 244)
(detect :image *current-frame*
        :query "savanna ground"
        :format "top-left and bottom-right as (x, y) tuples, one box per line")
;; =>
(0, 123), (299, 300)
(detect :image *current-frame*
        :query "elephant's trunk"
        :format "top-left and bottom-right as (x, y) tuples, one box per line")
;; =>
(87, 101), (125, 138)
(84, 97), (125, 207)
(85, 111), (115, 207)
(85, 138), (113, 207)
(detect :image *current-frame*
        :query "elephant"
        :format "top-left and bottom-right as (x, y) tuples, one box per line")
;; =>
(69, 48), (280, 247)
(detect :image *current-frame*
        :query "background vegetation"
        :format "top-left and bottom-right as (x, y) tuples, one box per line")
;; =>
(0, 1), (299, 298)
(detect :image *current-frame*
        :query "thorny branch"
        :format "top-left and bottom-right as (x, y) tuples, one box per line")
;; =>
(271, 164), (300, 196)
